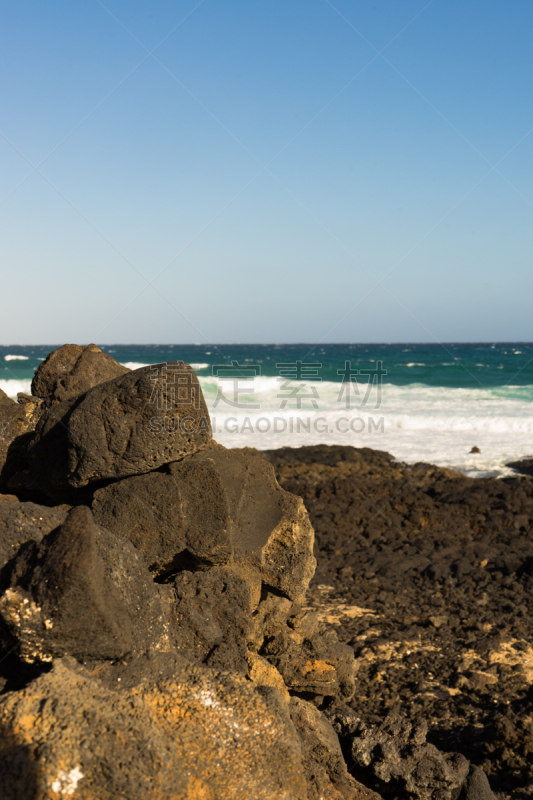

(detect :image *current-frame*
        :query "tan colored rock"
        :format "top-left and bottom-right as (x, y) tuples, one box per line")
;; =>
(0, 658), (308, 800)
(0, 494), (19, 506)
(261, 620), (356, 705)
(246, 652), (290, 703)
(290, 697), (384, 800)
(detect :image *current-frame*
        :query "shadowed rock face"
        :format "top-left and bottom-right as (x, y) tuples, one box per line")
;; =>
(290, 697), (383, 800)
(31, 343), (130, 403)
(27, 362), (212, 491)
(0, 394), (42, 493)
(93, 443), (316, 601)
(330, 711), (482, 800)
(170, 566), (254, 673)
(0, 502), (66, 572)
(92, 453), (233, 575)
(0, 506), (170, 663)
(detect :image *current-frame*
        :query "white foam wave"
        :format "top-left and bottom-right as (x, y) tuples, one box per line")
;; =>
(0, 379), (32, 398)
(190, 363), (209, 370)
(4, 355), (29, 361)
(203, 381), (533, 479)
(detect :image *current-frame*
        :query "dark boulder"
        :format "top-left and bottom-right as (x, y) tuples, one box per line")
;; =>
(26, 362), (212, 493)
(0, 506), (171, 663)
(460, 766), (496, 800)
(332, 711), (471, 800)
(93, 443), (316, 601)
(92, 453), (232, 576)
(31, 343), (130, 402)
(506, 457), (533, 476)
(195, 445), (316, 601)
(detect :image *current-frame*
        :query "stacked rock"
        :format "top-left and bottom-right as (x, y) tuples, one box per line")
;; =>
(0, 345), (372, 800)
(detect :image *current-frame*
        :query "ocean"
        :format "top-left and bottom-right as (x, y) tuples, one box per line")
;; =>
(2, 342), (532, 479)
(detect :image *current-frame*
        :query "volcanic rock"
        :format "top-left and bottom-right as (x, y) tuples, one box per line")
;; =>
(0, 495), (19, 506)
(0, 393), (42, 493)
(461, 767), (496, 800)
(245, 651), (290, 701)
(0, 502), (66, 572)
(254, 444), (515, 797)
(506, 457), (533, 476)
(31, 343), (130, 402)
(261, 617), (356, 706)
(93, 443), (316, 600)
(26, 362), (212, 493)
(332, 711), (469, 800)
(194, 445), (316, 601)
(290, 697), (383, 800)
(0, 354), (508, 800)
(0, 506), (170, 663)
(92, 452), (233, 576)
(170, 566), (254, 672)
(0, 657), (309, 800)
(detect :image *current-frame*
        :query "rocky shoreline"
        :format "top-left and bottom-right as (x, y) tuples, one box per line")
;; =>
(254, 444), (533, 799)
(0, 343), (528, 798)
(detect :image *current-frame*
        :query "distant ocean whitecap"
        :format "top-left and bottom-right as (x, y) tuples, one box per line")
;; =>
(4, 355), (29, 361)
(119, 361), (210, 371)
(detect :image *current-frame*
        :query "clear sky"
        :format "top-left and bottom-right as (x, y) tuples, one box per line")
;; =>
(1, 0), (532, 344)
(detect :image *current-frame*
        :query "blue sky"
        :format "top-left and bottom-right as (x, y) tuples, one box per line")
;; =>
(1, 0), (532, 344)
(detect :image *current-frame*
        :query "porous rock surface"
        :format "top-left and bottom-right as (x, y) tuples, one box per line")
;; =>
(27, 361), (212, 493)
(31, 342), (130, 402)
(0, 657), (308, 800)
(0, 506), (170, 664)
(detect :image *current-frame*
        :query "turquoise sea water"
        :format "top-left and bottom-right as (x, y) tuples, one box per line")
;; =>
(2, 343), (533, 478)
